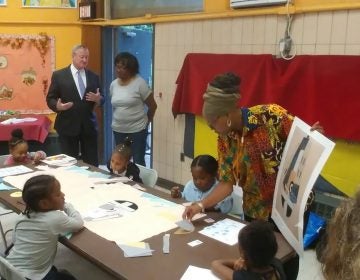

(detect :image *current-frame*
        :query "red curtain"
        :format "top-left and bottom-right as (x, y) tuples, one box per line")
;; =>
(172, 53), (360, 141)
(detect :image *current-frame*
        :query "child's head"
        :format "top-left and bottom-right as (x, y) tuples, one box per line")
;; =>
(322, 191), (360, 280)
(111, 137), (133, 175)
(9, 128), (29, 163)
(238, 220), (278, 269)
(190, 155), (218, 192)
(22, 175), (65, 217)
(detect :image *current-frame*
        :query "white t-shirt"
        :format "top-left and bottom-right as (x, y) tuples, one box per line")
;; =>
(7, 203), (83, 279)
(110, 75), (152, 133)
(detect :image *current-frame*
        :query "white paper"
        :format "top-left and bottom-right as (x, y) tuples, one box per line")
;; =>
(180, 265), (220, 280)
(0, 165), (33, 178)
(117, 242), (153, 257)
(271, 117), (335, 256)
(199, 218), (246, 246)
(3, 168), (188, 243)
(41, 154), (77, 167)
(187, 240), (203, 247)
(176, 219), (195, 231)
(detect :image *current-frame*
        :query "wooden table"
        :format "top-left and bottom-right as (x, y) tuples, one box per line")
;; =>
(0, 164), (296, 280)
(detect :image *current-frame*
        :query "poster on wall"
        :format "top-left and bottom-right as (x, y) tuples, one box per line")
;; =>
(271, 117), (335, 256)
(22, 0), (77, 8)
(0, 33), (54, 114)
(0, 0), (6, 6)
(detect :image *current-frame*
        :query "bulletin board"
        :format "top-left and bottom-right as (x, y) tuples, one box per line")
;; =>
(0, 33), (54, 114)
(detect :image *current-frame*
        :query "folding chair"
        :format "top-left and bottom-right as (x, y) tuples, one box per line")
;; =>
(136, 164), (158, 188)
(0, 255), (26, 280)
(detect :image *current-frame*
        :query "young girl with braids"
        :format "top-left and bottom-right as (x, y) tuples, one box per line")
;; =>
(6, 175), (83, 280)
(107, 137), (143, 184)
(4, 128), (46, 166)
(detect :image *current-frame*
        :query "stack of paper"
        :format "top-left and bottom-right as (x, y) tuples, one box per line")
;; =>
(41, 154), (77, 167)
(117, 242), (153, 257)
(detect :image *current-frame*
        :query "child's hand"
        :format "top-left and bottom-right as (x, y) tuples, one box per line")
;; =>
(33, 152), (42, 164)
(233, 257), (246, 271)
(170, 186), (181, 198)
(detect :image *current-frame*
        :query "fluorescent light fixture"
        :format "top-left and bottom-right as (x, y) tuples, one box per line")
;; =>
(230, 0), (288, 9)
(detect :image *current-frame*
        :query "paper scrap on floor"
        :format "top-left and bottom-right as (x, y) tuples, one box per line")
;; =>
(199, 218), (246, 246)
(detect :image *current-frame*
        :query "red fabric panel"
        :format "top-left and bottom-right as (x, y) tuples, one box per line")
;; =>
(172, 53), (360, 141)
(0, 115), (51, 143)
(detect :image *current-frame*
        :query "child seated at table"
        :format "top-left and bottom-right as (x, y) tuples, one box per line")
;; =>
(211, 220), (286, 280)
(170, 155), (232, 213)
(107, 137), (143, 184)
(4, 128), (46, 166)
(6, 174), (84, 280)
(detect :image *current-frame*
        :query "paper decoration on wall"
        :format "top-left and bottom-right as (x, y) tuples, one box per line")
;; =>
(0, 85), (13, 100)
(0, 33), (54, 113)
(22, 67), (37, 86)
(22, 0), (76, 8)
(0, 56), (8, 68)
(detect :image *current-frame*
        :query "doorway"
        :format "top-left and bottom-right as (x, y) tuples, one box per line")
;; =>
(102, 24), (154, 167)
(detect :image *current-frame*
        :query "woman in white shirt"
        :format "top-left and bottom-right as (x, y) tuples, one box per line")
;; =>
(110, 52), (157, 166)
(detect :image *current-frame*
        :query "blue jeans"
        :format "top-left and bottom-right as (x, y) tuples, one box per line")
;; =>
(113, 128), (148, 166)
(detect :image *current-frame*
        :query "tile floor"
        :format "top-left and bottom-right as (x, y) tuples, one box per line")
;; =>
(0, 198), (324, 280)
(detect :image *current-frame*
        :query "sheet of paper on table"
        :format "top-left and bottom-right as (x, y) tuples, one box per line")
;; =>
(180, 265), (220, 280)
(199, 218), (246, 246)
(0, 165), (33, 178)
(117, 242), (153, 257)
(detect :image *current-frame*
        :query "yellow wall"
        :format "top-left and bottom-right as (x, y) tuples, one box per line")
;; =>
(195, 117), (360, 196)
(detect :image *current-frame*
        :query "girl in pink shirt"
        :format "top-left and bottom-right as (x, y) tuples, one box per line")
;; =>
(4, 128), (46, 166)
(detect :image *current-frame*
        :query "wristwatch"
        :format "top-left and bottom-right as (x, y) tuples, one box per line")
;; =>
(196, 201), (205, 213)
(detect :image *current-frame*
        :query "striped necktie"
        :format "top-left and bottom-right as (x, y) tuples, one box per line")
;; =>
(77, 70), (85, 98)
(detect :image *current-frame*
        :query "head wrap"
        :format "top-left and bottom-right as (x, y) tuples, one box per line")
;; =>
(202, 84), (241, 119)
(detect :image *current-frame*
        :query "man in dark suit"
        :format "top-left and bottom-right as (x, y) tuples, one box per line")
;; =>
(46, 45), (103, 166)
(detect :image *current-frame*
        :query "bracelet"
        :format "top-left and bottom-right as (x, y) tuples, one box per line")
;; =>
(196, 202), (205, 213)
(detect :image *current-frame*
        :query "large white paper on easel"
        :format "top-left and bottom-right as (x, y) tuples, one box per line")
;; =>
(271, 117), (335, 256)
(3, 168), (185, 243)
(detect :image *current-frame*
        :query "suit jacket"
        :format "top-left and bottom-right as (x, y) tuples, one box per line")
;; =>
(46, 65), (103, 136)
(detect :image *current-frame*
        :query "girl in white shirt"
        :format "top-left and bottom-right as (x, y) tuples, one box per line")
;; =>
(6, 175), (84, 280)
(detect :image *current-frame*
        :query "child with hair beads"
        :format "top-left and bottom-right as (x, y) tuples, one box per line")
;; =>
(171, 155), (232, 213)
(212, 220), (286, 280)
(107, 137), (143, 184)
(4, 128), (46, 166)
(6, 175), (83, 280)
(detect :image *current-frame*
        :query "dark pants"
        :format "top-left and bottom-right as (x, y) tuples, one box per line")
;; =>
(113, 128), (148, 166)
(59, 131), (98, 167)
(25, 266), (77, 280)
